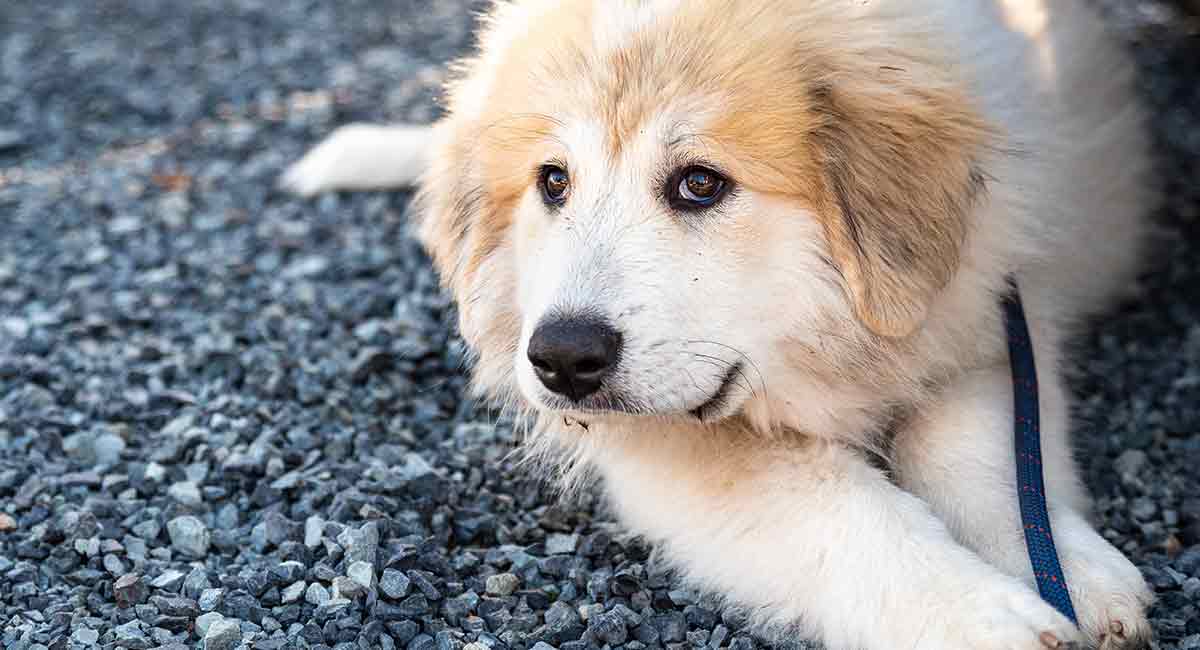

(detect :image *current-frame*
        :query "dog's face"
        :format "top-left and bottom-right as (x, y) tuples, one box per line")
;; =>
(416, 0), (994, 431)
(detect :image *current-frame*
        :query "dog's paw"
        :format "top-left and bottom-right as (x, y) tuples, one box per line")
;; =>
(931, 581), (1088, 650)
(1065, 547), (1154, 649)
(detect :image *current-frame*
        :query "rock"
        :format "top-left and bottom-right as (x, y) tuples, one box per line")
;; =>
(338, 522), (380, 566)
(282, 255), (328, 278)
(132, 519), (162, 540)
(183, 567), (213, 599)
(0, 513), (15, 532)
(203, 617), (242, 650)
(271, 561), (306, 585)
(485, 573), (519, 597)
(264, 512), (297, 547)
(350, 346), (393, 382)
(408, 570), (441, 599)
(590, 609), (629, 645)
(1114, 450), (1148, 477)
(72, 628), (100, 645)
(544, 533), (578, 555)
(281, 581), (306, 603)
(304, 515), (324, 549)
(0, 129), (25, 151)
(115, 574), (148, 607)
(151, 595), (199, 617)
(167, 516), (210, 558)
(348, 561), (376, 591)
(306, 582), (331, 606)
(1177, 547), (1200, 576)
(1131, 497), (1158, 522)
(380, 569), (412, 600)
(168, 481), (204, 506)
(103, 553), (127, 576)
(398, 593), (431, 617)
(654, 611), (688, 643)
(196, 612), (225, 637)
(151, 569), (187, 590)
(113, 620), (149, 647)
(199, 588), (225, 611)
(333, 575), (365, 599)
(544, 601), (584, 644)
(93, 433), (126, 465)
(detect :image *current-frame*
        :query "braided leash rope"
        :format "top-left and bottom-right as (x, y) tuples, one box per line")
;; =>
(1003, 282), (1079, 624)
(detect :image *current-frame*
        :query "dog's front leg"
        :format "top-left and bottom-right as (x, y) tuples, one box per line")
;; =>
(893, 362), (1154, 649)
(595, 438), (1083, 650)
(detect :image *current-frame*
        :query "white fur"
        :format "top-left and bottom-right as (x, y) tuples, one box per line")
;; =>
(279, 123), (430, 197)
(282, 1), (1153, 648)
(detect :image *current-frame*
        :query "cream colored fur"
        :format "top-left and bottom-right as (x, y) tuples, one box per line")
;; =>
(283, 1), (1155, 648)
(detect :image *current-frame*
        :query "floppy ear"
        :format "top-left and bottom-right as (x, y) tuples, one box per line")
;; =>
(811, 72), (994, 339)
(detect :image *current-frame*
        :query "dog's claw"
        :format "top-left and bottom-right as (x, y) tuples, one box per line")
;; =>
(1040, 631), (1063, 648)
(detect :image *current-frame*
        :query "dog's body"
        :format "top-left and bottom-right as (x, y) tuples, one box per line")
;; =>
(284, 1), (1155, 648)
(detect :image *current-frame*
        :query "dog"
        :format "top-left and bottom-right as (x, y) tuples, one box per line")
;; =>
(282, 0), (1156, 647)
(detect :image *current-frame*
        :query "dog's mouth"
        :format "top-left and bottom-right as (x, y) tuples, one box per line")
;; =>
(536, 361), (746, 424)
(690, 361), (743, 421)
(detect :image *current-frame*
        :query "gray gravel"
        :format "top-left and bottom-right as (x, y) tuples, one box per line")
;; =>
(0, 1), (1197, 649)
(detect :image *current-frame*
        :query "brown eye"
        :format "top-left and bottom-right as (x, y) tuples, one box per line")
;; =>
(540, 165), (570, 205)
(673, 166), (728, 209)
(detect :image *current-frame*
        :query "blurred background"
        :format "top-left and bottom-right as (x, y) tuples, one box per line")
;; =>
(0, 2), (1198, 649)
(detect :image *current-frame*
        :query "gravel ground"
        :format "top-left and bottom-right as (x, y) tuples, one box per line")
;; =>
(0, 2), (1198, 650)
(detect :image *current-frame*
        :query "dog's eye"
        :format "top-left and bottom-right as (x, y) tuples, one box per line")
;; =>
(539, 165), (570, 206)
(672, 166), (728, 209)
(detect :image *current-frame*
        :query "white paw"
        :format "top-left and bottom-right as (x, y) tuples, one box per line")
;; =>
(279, 123), (430, 197)
(932, 581), (1088, 650)
(1065, 546), (1154, 649)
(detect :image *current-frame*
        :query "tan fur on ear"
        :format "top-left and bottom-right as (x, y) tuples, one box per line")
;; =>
(811, 70), (995, 339)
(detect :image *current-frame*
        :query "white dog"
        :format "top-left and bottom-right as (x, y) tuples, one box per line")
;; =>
(283, 1), (1155, 648)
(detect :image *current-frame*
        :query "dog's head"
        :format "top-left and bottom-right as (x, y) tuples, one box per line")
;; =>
(415, 0), (995, 434)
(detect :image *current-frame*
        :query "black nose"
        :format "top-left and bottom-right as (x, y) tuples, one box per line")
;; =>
(527, 316), (622, 402)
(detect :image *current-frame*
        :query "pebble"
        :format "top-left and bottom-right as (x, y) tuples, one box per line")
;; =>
(304, 515), (324, 549)
(168, 481), (204, 506)
(199, 588), (225, 611)
(485, 573), (520, 597)
(0, 129), (25, 151)
(348, 560), (376, 591)
(590, 609), (629, 645)
(167, 515), (210, 557)
(195, 612), (225, 637)
(151, 569), (187, 591)
(281, 580), (306, 603)
(72, 628), (100, 645)
(545, 533), (579, 555)
(103, 553), (127, 576)
(113, 620), (148, 646)
(306, 582), (331, 606)
(93, 433), (127, 465)
(203, 617), (242, 650)
(380, 569), (412, 599)
(333, 575), (365, 599)
(114, 573), (147, 607)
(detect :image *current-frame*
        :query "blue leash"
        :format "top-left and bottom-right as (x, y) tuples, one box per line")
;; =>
(1003, 281), (1078, 624)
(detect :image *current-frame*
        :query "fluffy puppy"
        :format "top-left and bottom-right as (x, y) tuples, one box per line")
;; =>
(284, 0), (1155, 648)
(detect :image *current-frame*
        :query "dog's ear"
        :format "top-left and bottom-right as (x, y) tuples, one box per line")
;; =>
(411, 118), (484, 295)
(811, 72), (994, 339)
